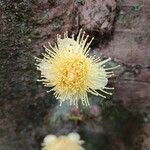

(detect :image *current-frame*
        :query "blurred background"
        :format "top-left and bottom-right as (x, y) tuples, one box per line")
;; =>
(0, 0), (150, 150)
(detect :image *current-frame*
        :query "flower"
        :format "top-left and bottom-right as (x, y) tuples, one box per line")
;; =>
(42, 132), (85, 150)
(36, 29), (119, 106)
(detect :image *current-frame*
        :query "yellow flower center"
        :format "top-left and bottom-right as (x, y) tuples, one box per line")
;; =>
(54, 54), (91, 95)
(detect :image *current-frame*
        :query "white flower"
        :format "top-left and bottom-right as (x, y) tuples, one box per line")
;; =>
(42, 132), (85, 150)
(36, 29), (119, 106)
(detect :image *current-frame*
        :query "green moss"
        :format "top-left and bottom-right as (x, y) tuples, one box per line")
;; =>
(49, 17), (64, 30)
(74, 0), (85, 5)
(0, 0), (55, 132)
(101, 102), (145, 149)
(36, 11), (50, 25)
(131, 5), (143, 12)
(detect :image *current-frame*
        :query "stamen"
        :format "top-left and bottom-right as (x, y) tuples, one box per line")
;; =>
(41, 53), (49, 59)
(105, 65), (120, 70)
(81, 99), (85, 106)
(35, 57), (42, 62)
(98, 58), (111, 66)
(104, 87), (114, 90)
(84, 48), (91, 56)
(64, 31), (68, 38)
(57, 34), (60, 40)
(100, 89), (112, 95)
(84, 37), (94, 55)
(73, 99), (76, 105)
(106, 74), (114, 78)
(70, 99), (73, 105)
(88, 89), (106, 98)
(54, 43), (59, 50)
(75, 99), (78, 108)
(80, 31), (85, 44)
(106, 71), (114, 75)
(82, 35), (89, 51)
(48, 42), (57, 52)
(43, 46), (55, 57)
(77, 29), (82, 44)
(71, 34), (75, 40)
(86, 99), (90, 106)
